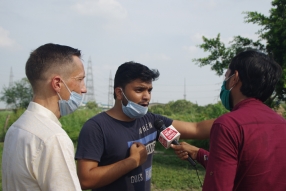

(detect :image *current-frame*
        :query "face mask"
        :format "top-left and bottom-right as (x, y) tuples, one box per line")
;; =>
(120, 88), (148, 119)
(57, 80), (83, 116)
(220, 74), (234, 111)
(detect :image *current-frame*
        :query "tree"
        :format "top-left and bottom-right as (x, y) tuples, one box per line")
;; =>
(0, 78), (33, 110)
(193, 0), (286, 107)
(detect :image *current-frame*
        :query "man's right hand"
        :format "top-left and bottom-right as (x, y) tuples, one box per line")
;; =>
(129, 142), (147, 167)
(77, 142), (148, 189)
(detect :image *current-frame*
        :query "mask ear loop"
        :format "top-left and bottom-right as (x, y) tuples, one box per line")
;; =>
(57, 79), (71, 101)
(120, 88), (129, 102)
(57, 92), (63, 100)
(226, 74), (236, 91)
(61, 80), (72, 94)
(225, 74), (235, 82)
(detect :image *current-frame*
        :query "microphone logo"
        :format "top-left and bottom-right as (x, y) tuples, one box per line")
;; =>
(161, 128), (178, 141)
(157, 125), (181, 149)
(158, 136), (167, 148)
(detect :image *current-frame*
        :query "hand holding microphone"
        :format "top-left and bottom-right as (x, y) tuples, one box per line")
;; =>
(170, 142), (199, 162)
(154, 119), (197, 167)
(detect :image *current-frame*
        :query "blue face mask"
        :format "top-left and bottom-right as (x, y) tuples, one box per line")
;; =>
(120, 89), (148, 119)
(57, 80), (83, 116)
(220, 74), (234, 111)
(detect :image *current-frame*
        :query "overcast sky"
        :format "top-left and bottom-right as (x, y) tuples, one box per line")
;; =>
(0, 0), (272, 108)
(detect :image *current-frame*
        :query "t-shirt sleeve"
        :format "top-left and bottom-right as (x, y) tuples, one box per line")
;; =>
(75, 118), (104, 162)
(152, 113), (172, 141)
(35, 134), (81, 191)
(154, 113), (173, 127)
(202, 123), (238, 191)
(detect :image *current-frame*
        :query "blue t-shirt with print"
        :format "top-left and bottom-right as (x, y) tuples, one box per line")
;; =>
(75, 112), (172, 191)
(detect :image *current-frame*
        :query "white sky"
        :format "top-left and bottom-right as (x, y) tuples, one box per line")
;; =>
(0, 0), (272, 108)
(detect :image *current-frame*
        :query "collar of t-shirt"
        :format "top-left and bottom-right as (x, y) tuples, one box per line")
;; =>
(27, 102), (62, 127)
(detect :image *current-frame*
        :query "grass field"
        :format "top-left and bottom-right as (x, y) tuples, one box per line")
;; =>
(0, 143), (2, 190)
(152, 144), (205, 191)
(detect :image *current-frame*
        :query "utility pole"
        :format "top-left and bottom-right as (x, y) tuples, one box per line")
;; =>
(9, 67), (14, 87)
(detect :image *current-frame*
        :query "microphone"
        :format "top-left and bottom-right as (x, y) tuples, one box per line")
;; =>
(154, 119), (196, 167)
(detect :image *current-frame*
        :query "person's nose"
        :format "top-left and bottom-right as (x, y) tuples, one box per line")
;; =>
(81, 82), (87, 94)
(143, 90), (151, 101)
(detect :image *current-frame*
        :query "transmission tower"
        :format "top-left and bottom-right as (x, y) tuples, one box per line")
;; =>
(83, 58), (95, 104)
(108, 71), (114, 108)
(9, 67), (14, 87)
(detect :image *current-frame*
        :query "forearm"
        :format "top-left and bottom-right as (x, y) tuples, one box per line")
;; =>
(173, 119), (214, 139)
(78, 157), (138, 189)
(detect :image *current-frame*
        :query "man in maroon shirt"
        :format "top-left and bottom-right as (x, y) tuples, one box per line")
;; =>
(171, 50), (286, 191)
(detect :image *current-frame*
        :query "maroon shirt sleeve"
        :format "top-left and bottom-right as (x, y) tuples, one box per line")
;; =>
(202, 122), (239, 191)
(196, 148), (209, 169)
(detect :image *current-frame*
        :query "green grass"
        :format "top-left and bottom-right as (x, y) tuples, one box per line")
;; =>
(0, 111), (12, 142)
(0, 142), (3, 191)
(152, 143), (205, 190)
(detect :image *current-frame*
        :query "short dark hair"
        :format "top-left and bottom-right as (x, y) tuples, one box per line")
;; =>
(25, 43), (81, 91)
(229, 50), (282, 102)
(113, 61), (160, 99)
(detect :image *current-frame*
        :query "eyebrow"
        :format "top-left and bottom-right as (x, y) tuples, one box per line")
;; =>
(72, 75), (85, 79)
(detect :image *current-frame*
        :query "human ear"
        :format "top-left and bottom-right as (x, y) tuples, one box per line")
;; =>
(51, 76), (62, 93)
(234, 70), (240, 83)
(230, 70), (240, 87)
(115, 87), (123, 100)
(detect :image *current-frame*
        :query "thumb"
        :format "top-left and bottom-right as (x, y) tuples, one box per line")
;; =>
(131, 142), (137, 148)
(170, 144), (179, 150)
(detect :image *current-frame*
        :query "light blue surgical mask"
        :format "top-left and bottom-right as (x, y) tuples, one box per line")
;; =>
(220, 74), (235, 111)
(120, 88), (148, 119)
(57, 80), (83, 116)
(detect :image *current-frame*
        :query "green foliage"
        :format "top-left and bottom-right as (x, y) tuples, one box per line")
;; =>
(0, 107), (102, 145)
(193, 0), (286, 107)
(85, 101), (98, 110)
(2, 99), (227, 151)
(150, 99), (228, 122)
(0, 109), (25, 141)
(192, 34), (233, 76)
(150, 100), (229, 152)
(0, 78), (33, 111)
(0, 142), (3, 190)
(60, 107), (102, 144)
(0, 111), (12, 142)
(192, 34), (266, 76)
(6, 109), (25, 128)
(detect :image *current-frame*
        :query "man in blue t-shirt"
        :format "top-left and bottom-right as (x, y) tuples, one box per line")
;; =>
(75, 61), (214, 191)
